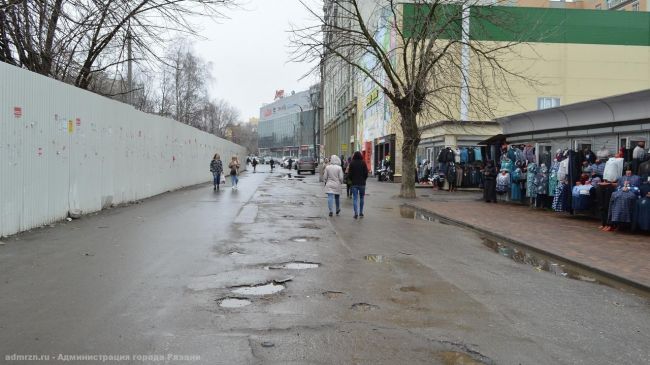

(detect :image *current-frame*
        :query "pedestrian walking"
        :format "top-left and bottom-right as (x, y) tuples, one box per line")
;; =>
(483, 160), (497, 203)
(229, 156), (241, 190)
(270, 158), (275, 171)
(209, 153), (223, 191)
(319, 157), (329, 183)
(323, 155), (344, 217)
(252, 157), (258, 173)
(348, 151), (369, 219)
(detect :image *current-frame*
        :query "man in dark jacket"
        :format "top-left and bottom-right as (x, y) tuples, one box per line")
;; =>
(348, 151), (369, 219)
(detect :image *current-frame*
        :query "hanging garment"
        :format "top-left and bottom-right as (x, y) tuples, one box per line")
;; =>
(460, 148), (469, 163)
(632, 197), (650, 231)
(608, 190), (638, 224)
(496, 172), (511, 193)
(617, 175), (641, 188)
(603, 157), (624, 182)
(549, 161), (560, 197)
(641, 182), (650, 197)
(526, 163), (538, 198)
(639, 160), (650, 179)
(523, 145), (536, 164)
(596, 147), (611, 160)
(456, 165), (464, 186)
(535, 165), (549, 195)
(552, 182), (570, 212)
(591, 162), (606, 178)
(501, 159), (513, 173)
(454, 148), (461, 163)
(596, 183), (616, 226)
(511, 168), (523, 201)
(557, 158), (569, 182)
(474, 147), (483, 162)
(447, 162), (457, 187)
(572, 184), (594, 211)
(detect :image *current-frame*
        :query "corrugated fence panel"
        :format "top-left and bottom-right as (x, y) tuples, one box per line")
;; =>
(0, 62), (246, 237)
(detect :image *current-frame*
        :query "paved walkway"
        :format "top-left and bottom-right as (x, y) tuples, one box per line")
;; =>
(403, 188), (650, 291)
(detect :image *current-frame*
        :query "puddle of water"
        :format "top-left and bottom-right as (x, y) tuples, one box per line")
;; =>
(269, 262), (320, 270)
(400, 206), (416, 219)
(399, 205), (449, 224)
(228, 251), (244, 256)
(291, 236), (319, 243)
(481, 237), (599, 283)
(322, 291), (345, 299)
(365, 254), (387, 263)
(438, 351), (486, 365)
(231, 283), (285, 296)
(351, 302), (379, 311)
(218, 297), (252, 308)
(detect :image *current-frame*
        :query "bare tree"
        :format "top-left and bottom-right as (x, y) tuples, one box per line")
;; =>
(291, 0), (537, 198)
(1, 0), (239, 92)
(200, 99), (241, 138)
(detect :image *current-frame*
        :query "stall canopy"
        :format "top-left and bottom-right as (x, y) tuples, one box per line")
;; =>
(495, 89), (650, 135)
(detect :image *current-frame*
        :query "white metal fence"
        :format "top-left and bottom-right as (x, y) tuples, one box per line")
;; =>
(0, 62), (246, 237)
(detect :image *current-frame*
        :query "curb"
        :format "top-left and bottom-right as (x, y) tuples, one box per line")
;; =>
(403, 202), (650, 294)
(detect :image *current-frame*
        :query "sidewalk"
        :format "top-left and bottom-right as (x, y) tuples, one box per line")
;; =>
(366, 180), (650, 292)
(406, 188), (650, 292)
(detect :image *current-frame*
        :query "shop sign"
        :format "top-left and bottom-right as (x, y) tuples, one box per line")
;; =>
(365, 88), (379, 107)
(341, 144), (348, 152)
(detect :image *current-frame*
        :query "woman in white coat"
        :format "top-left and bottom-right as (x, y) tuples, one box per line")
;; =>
(323, 155), (345, 217)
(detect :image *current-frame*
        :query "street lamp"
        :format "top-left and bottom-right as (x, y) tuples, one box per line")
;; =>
(293, 104), (304, 157)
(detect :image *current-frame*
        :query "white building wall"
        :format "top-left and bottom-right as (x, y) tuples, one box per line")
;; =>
(0, 62), (246, 237)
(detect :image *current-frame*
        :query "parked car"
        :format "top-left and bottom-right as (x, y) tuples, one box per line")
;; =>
(296, 157), (317, 174)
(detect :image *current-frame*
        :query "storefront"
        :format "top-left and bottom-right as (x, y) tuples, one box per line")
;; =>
(484, 89), (650, 232)
(417, 121), (500, 189)
(373, 134), (395, 173)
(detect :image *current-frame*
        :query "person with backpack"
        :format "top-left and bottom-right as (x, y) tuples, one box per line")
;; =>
(209, 153), (223, 191)
(348, 151), (369, 219)
(323, 155), (344, 217)
(344, 157), (352, 198)
(228, 156), (241, 190)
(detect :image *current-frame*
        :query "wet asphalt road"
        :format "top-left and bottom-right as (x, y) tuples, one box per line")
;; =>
(0, 164), (649, 364)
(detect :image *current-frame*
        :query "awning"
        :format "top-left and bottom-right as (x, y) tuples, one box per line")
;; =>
(477, 134), (506, 146)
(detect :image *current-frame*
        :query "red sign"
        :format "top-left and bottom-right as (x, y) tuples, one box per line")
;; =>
(14, 107), (22, 118)
(274, 90), (285, 100)
(75, 118), (81, 126)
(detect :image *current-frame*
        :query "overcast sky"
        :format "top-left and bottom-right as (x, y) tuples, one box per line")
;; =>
(192, 0), (321, 121)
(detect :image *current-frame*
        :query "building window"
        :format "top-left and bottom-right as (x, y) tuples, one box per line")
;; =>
(537, 97), (560, 110)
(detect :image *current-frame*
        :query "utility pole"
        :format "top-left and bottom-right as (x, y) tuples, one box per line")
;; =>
(293, 104), (304, 157)
(127, 21), (133, 105)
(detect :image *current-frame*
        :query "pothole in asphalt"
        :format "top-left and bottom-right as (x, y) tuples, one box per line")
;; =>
(399, 205), (450, 224)
(480, 237), (599, 283)
(217, 297), (252, 308)
(290, 236), (320, 243)
(322, 291), (345, 299)
(438, 351), (486, 365)
(299, 224), (321, 230)
(231, 282), (285, 296)
(268, 262), (320, 270)
(365, 254), (387, 263)
(351, 303), (379, 311)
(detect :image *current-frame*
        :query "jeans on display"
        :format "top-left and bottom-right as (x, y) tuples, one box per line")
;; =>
(327, 193), (340, 213)
(231, 174), (238, 186)
(351, 185), (366, 215)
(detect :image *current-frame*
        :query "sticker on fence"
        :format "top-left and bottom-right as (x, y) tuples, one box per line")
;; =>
(68, 120), (74, 134)
(14, 107), (22, 118)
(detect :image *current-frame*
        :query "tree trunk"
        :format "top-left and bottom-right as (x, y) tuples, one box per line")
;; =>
(398, 105), (420, 199)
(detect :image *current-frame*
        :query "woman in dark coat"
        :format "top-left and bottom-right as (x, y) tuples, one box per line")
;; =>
(483, 160), (497, 203)
(348, 151), (369, 219)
